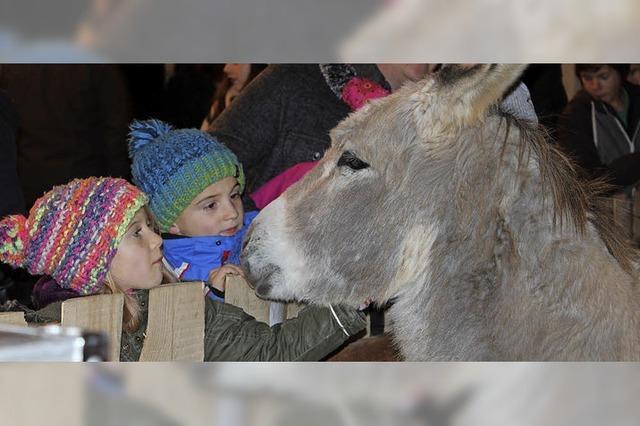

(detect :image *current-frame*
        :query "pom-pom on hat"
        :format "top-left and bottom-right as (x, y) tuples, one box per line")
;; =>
(0, 177), (147, 295)
(128, 119), (245, 232)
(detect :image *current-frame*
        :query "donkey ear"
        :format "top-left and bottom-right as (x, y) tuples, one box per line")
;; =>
(412, 64), (527, 139)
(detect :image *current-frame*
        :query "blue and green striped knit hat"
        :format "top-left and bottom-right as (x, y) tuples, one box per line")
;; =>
(128, 119), (245, 232)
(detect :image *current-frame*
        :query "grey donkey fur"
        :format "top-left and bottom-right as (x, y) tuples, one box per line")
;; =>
(242, 64), (640, 361)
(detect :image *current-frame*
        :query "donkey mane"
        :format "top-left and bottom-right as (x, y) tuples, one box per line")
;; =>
(501, 113), (638, 275)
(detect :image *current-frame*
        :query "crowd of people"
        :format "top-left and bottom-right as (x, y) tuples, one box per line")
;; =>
(1, 63), (639, 361)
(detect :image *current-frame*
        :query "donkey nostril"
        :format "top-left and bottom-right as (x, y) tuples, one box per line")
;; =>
(255, 282), (273, 299)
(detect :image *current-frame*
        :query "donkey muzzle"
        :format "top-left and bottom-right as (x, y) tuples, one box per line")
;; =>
(241, 225), (280, 299)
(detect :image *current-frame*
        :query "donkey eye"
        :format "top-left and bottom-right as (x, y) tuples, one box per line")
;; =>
(337, 151), (370, 170)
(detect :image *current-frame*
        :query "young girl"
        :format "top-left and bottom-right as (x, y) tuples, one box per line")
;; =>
(0, 177), (366, 361)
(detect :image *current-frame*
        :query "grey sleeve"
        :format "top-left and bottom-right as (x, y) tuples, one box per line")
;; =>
(501, 82), (538, 124)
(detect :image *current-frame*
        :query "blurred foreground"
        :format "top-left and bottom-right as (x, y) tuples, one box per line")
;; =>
(1, 0), (640, 61)
(2, 363), (639, 426)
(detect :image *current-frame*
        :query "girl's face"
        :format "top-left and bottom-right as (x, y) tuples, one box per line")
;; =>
(170, 177), (244, 237)
(109, 208), (164, 292)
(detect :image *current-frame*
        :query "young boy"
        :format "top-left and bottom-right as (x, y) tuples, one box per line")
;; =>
(128, 119), (258, 303)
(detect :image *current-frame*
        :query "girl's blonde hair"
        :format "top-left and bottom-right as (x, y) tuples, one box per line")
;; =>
(103, 268), (178, 333)
(103, 272), (142, 333)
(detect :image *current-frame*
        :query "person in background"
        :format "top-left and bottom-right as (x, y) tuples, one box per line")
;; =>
(627, 64), (640, 86)
(557, 64), (640, 191)
(201, 63), (267, 131)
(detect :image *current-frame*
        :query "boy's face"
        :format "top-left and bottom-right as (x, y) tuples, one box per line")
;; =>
(170, 177), (245, 237)
(579, 65), (623, 105)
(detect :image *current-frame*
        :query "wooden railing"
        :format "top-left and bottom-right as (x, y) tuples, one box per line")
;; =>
(0, 278), (303, 361)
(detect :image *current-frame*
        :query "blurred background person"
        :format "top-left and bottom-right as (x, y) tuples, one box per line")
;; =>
(201, 63), (267, 131)
(557, 64), (640, 192)
(627, 64), (640, 86)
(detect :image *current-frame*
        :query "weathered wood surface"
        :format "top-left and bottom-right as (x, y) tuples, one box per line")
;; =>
(62, 293), (124, 362)
(139, 282), (205, 361)
(0, 311), (27, 327)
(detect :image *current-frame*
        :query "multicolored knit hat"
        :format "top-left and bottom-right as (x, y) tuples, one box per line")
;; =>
(0, 177), (147, 295)
(128, 119), (245, 232)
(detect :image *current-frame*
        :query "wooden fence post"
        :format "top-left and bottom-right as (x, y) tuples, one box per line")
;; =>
(0, 312), (27, 327)
(139, 282), (204, 361)
(225, 275), (271, 323)
(61, 293), (124, 362)
(225, 275), (305, 323)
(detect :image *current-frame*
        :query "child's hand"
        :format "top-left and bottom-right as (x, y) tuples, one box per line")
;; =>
(207, 264), (245, 292)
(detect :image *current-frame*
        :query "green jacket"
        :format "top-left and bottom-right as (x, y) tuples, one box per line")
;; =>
(24, 290), (366, 361)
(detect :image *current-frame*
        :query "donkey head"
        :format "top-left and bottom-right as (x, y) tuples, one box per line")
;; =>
(242, 64), (529, 307)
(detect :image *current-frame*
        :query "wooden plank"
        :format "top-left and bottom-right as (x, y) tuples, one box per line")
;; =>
(139, 282), (204, 361)
(285, 302), (305, 320)
(61, 293), (124, 362)
(225, 275), (271, 323)
(226, 275), (306, 323)
(0, 312), (27, 327)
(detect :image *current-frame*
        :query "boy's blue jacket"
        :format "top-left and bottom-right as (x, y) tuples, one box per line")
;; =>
(162, 211), (259, 299)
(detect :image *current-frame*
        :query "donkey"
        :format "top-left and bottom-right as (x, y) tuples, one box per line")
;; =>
(242, 64), (640, 361)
